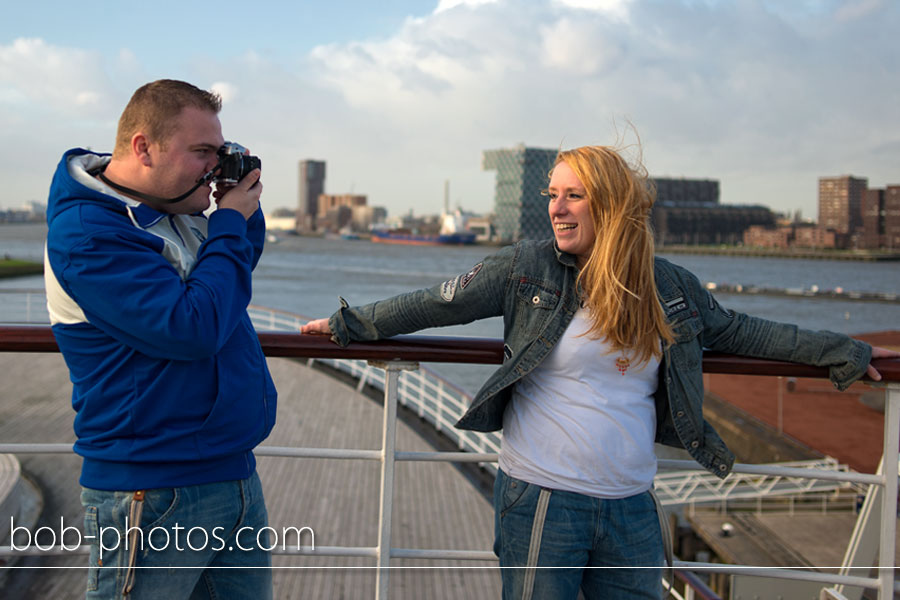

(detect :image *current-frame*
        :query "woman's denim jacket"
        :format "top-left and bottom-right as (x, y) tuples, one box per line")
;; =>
(328, 239), (872, 479)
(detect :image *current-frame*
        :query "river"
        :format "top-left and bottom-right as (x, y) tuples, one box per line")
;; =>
(3, 222), (899, 393)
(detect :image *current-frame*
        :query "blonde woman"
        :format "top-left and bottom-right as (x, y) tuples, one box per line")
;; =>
(302, 146), (896, 599)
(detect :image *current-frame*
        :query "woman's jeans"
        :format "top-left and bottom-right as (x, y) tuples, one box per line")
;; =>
(80, 472), (272, 600)
(493, 469), (664, 600)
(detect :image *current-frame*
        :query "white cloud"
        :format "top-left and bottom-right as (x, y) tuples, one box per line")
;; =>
(1, 1), (899, 222)
(210, 81), (239, 103)
(435, 0), (498, 14)
(539, 17), (623, 75)
(0, 38), (116, 117)
(0, 38), (126, 206)
(304, 0), (899, 218)
(553, 0), (632, 20)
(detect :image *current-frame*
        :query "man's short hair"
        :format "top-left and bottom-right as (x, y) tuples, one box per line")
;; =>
(113, 79), (222, 158)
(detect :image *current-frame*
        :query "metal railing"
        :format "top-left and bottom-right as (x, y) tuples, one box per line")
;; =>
(249, 306), (504, 460)
(0, 307), (898, 599)
(0, 288), (48, 325)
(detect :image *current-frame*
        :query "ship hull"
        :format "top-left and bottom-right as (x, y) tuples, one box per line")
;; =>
(371, 231), (476, 246)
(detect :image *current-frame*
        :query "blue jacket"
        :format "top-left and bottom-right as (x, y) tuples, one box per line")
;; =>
(44, 148), (277, 490)
(329, 239), (871, 478)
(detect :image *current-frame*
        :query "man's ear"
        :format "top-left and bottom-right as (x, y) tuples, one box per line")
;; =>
(132, 133), (153, 167)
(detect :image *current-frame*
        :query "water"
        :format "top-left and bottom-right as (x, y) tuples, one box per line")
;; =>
(3, 223), (899, 393)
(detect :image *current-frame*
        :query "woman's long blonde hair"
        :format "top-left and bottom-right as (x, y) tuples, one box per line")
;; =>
(555, 145), (674, 364)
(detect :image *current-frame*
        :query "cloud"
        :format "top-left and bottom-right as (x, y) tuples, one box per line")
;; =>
(210, 81), (239, 103)
(0, 38), (117, 117)
(302, 0), (900, 218)
(834, 0), (886, 22)
(539, 17), (623, 75)
(0, 38), (130, 205)
(435, 0), (498, 13)
(553, 0), (632, 20)
(1, 1), (899, 222)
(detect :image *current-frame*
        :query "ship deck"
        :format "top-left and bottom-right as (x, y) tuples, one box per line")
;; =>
(0, 353), (500, 599)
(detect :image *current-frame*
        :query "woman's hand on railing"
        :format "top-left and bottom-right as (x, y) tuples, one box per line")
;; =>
(867, 346), (900, 381)
(301, 318), (332, 335)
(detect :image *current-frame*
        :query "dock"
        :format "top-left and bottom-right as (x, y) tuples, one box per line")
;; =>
(0, 353), (500, 599)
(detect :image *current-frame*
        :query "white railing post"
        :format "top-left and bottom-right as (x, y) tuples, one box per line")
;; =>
(878, 382), (899, 599)
(370, 360), (418, 600)
(436, 380), (445, 434)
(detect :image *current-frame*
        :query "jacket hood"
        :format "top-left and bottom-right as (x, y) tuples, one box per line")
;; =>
(47, 148), (171, 228)
(47, 149), (119, 225)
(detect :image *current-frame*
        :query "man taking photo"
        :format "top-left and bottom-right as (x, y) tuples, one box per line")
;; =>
(44, 79), (277, 599)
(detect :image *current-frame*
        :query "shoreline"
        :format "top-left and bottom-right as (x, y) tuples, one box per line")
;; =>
(0, 259), (42, 279)
(289, 231), (900, 259)
(657, 244), (900, 261)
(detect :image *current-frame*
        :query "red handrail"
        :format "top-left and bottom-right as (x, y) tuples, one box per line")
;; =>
(1, 326), (898, 381)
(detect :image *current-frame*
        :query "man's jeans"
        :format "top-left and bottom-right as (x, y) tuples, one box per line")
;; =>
(81, 472), (272, 600)
(493, 469), (664, 600)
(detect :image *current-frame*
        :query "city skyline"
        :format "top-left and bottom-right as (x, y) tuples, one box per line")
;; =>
(1, 0), (898, 220)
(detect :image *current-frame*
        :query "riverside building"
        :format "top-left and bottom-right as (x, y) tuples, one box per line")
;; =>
(650, 177), (775, 246)
(818, 175), (867, 236)
(860, 184), (900, 250)
(482, 145), (558, 243)
(298, 159), (326, 232)
(482, 144), (774, 245)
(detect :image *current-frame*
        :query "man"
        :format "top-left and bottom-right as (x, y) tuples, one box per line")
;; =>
(44, 79), (277, 599)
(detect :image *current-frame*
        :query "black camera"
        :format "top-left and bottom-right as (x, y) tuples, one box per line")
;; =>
(214, 142), (261, 184)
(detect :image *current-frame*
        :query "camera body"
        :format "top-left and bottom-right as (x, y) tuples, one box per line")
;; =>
(215, 142), (261, 184)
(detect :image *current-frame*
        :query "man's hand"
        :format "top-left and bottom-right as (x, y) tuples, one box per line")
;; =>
(214, 169), (262, 219)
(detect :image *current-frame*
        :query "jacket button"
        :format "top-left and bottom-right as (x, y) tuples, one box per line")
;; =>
(676, 411), (685, 418)
(532, 295), (540, 304)
(719, 464), (727, 471)
(690, 440), (700, 448)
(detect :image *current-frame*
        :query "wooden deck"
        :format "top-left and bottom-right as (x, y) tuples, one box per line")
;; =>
(0, 352), (500, 599)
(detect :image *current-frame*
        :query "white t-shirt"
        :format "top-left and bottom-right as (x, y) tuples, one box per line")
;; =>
(499, 306), (660, 498)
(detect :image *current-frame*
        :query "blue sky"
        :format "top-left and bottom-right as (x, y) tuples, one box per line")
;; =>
(0, 1), (443, 68)
(2, 0), (898, 220)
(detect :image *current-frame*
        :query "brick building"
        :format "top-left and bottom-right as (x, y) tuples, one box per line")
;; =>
(859, 188), (884, 249)
(885, 185), (900, 250)
(818, 175), (867, 235)
(743, 225), (791, 249)
(317, 194), (368, 232)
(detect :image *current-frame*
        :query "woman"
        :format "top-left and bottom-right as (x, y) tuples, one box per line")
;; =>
(302, 145), (897, 599)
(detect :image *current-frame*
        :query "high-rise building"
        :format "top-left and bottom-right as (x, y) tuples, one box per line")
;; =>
(860, 188), (885, 249)
(298, 160), (326, 232)
(818, 175), (867, 235)
(481, 144), (773, 245)
(885, 185), (900, 251)
(482, 145), (558, 243)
